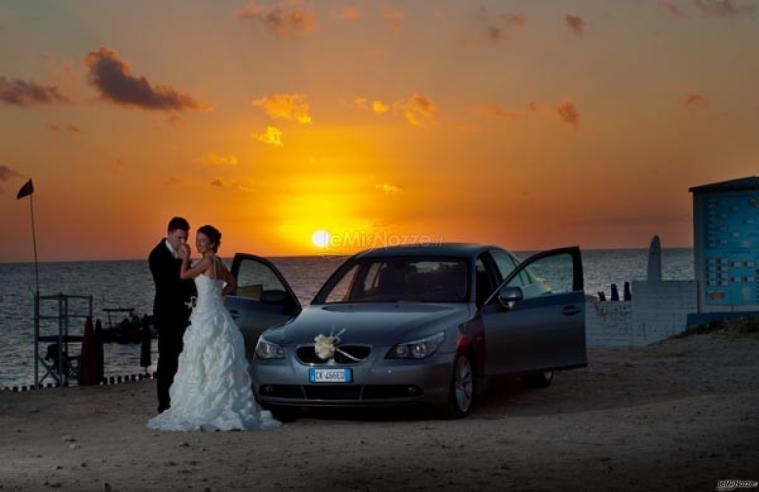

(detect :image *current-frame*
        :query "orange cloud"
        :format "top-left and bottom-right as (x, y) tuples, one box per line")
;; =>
(396, 95), (437, 127)
(252, 93), (312, 123)
(84, 47), (200, 111)
(336, 6), (361, 21)
(565, 15), (585, 37)
(253, 126), (284, 147)
(235, 2), (316, 38)
(167, 115), (186, 127)
(354, 97), (389, 114)
(0, 76), (69, 107)
(195, 152), (239, 166)
(376, 183), (402, 193)
(372, 100), (389, 113)
(383, 8), (405, 31)
(504, 14), (527, 28)
(46, 122), (80, 134)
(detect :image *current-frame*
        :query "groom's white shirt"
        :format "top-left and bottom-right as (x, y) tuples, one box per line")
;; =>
(164, 239), (179, 259)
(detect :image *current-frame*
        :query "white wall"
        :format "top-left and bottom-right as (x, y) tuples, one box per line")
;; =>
(586, 280), (697, 347)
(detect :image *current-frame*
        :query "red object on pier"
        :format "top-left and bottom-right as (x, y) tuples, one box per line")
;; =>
(80, 317), (101, 385)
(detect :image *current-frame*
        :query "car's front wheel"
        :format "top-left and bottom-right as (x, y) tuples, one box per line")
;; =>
(524, 370), (553, 388)
(267, 405), (300, 422)
(438, 352), (475, 419)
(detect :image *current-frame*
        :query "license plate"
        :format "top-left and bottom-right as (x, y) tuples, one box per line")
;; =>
(309, 368), (353, 383)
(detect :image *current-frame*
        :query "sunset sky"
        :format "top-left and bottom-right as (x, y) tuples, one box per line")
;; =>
(1, 0), (758, 262)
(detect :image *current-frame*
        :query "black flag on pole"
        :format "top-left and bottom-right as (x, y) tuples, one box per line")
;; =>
(16, 179), (33, 199)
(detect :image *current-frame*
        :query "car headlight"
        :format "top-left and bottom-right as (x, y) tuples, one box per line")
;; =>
(386, 332), (446, 359)
(255, 337), (285, 359)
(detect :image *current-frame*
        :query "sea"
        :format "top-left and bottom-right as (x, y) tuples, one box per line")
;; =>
(0, 249), (694, 388)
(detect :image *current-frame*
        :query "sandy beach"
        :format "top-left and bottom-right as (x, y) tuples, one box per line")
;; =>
(1, 326), (757, 492)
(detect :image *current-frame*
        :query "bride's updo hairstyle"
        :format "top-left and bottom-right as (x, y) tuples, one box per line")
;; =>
(197, 225), (222, 253)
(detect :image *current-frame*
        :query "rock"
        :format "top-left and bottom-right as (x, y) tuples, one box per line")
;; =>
(69, 443), (79, 450)
(61, 435), (75, 443)
(178, 441), (190, 448)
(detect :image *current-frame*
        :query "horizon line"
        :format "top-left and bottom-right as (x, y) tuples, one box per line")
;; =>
(0, 246), (696, 265)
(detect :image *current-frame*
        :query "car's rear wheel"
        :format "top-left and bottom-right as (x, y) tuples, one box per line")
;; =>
(438, 352), (475, 419)
(524, 370), (553, 388)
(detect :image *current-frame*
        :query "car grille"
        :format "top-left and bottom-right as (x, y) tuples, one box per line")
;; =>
(258, 384), (423, 401)
(296, 345), (371, 364)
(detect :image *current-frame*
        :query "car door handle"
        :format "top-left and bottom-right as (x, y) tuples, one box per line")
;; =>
(562, 305), (581, 316)
(228, 309), (240, 319)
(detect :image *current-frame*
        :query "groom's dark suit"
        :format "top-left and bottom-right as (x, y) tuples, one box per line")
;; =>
(148, 239), (197, 412)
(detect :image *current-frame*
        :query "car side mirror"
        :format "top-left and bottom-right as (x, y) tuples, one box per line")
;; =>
(497, 286), (523, 309)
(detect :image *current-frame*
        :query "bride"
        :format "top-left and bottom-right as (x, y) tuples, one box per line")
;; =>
(147, 225), (280, 431)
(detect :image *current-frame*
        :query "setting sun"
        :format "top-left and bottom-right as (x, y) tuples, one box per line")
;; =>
(311, 229), (331, 249)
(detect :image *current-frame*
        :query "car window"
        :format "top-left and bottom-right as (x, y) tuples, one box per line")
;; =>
(318, 257), (469, 303)
(505, 252), (575, 298)
(236, 258), (287, 300)
(362, 262), (382, 292)
(475, 254), (498, 308)
(489, 249), (516, 282)
(325, 264), (359, 303)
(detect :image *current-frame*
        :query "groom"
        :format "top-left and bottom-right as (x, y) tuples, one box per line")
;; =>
(148, 217), (197, 413)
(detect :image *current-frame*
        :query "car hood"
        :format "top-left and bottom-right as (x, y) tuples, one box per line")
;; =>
(264, 302), (475, 346)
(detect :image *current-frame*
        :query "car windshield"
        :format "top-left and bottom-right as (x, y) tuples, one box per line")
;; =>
(319, 257), (469, 304)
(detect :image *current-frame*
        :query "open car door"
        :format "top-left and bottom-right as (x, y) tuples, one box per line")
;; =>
(225, 254), (302, 358)
(478, 246), (587, 376)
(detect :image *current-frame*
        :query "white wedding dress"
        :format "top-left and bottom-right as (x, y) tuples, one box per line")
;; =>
(147, 271), (280, 431)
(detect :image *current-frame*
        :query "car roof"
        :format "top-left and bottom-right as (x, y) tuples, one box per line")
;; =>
(353, 242), (504, 260)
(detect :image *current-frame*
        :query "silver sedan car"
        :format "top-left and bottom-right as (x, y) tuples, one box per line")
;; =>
(224, 243), (587, 419)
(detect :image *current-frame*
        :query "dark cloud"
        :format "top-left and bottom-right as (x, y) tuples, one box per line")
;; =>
(556, 101), (580, 128)
(235, 3), (316, 38)
(0, 76), (68, 106)
(483, 12), (526, 41)
(487, 26), (504, 40)
(565, 15), (585, 37)
(692, 0), (755, 17)
(685, 92), (707, 107)
(84, 47), (200, 111)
